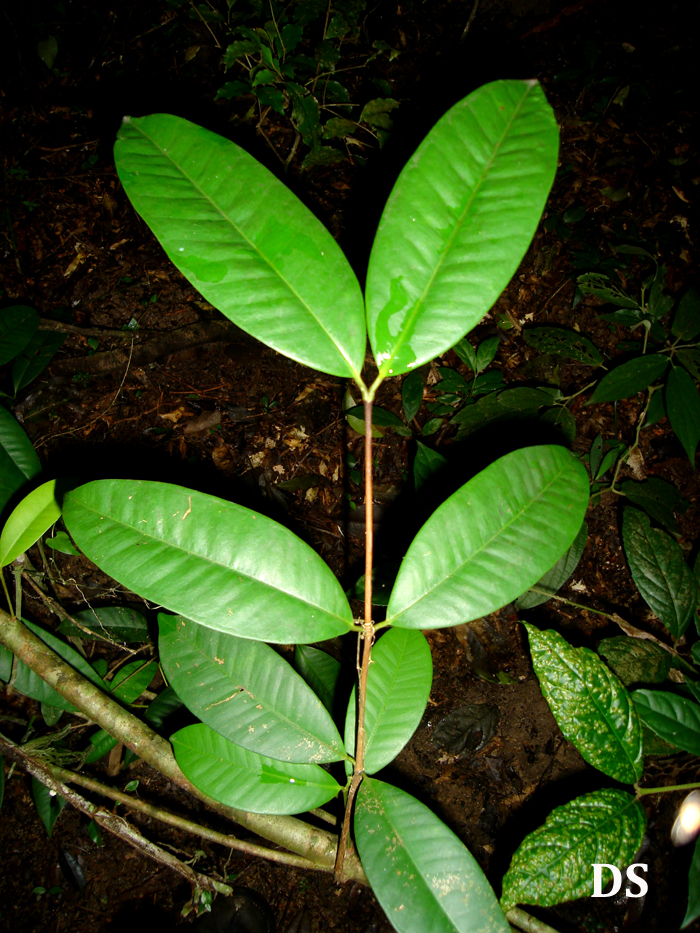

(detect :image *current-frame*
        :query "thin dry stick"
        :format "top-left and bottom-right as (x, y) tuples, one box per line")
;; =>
(335, 398), (375, 880)
(460, 0), (480, 42)
(0, 734), (230, 895)
(48, 764), (322, 870)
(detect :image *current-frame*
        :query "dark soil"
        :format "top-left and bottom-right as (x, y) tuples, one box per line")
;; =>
(1, 1), (699, 931)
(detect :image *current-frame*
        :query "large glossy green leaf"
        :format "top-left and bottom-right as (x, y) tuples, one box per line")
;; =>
(515, 521), (587, 609)
(622, 508), (697, 642)
(293, 644), (342, 715)
(0, 480), (61, 567)
(114, 114), (365, 380)
(666, 365), (700, 465)
(633, 689), (700, 755)
(159, 614), (345, 762)
(525, 626), (643, 783)
(171, 723), (340, 814)
(0, 406), (41, 516)
(63, 480), (354, 644)
(0, 305), (39, 366)
(355, 778), (509, 933)
(387, 446), (589, 629)
(366, 80), (558, 378)
(500, 789), (647, 911)
(344, 628), (432, 774)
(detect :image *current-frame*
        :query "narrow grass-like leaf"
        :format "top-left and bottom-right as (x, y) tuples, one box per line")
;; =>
(159, 614), (345, 762)
(0, 480), (61, 567)
(344, 628), (432, 774)
(515, 521), (587, 609)
(294, 644), (342, 715)
(171, 723), (340, 814)
(500, 790), (646, 910)
(588, 354), (668, 404)
(622, 508), (697, 641)
(63, 480), (354, 644)
(115, 114), (365, 380)
(355, 778), (509, 933)
(388, 446), (589, 628)
(0, 406), (42, 516)
(367, 80), (558, 378)
(666, 366), (700, 465)
(525, 626), (643, 783)
(633, 689), (700, 754)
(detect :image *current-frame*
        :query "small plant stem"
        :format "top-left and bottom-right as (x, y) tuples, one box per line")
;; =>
(609, 386), (655, 494)
(636, 780), (700, 797)
(506, 907), (563, 933)
(335, 399), (376, 880)
(0, 733), (231, 895)
(1, 572), (12, 616)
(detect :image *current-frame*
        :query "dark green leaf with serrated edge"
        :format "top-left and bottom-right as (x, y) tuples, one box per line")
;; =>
(620, 477), (688, 534)
(523, 327), (602, 366)
(344, 628), (432, 774)
(388, 447), (589, 629)
(171, 723), (340, 815)
(598, 636), (671, 686)
(63, 481), (354, 645)
(293, 645), (341, 715)
(588, 354), (668, 404)
(159, 615), (345, 763)
(108, 659), (157, 704)
(633, 689), (700, 754)
(515, 522), (587, 609)
(32, 777), (67, 837)
(356, 778), (510, 933)
(622, 508), (697, 641)
(673, 288), (700, 341)
(500, 789), (646, 911)
(525, 626), (643, 783)
(683, 836), (700, 928)
(59, 606), (150, 643)
(667, 366), (700, 464)
(577, 273), (639, 308)
(402, 370), (424, 423)
(322, 117), (355, 140)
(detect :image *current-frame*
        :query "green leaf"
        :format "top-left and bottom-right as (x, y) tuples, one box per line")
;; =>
(145, 686), (184, 729)
(413, 441), (448, 491)
(402, 370), (424, 423)
(587, 354), (668, 404)
(63, 480), (354, 644)
(598, 636), (671, 686)
(450, 386), (560, 438)
(683, 836), (700, 928)
(678, 348), (700, 381)
(84, 728), (119, 764)
(222, 39), (260, 68)
(0, 406), (42, 516)
(387, 446), (589, 628)
(255, 85), (285, 115)
(673, 288), (700, 341)
(666, 366), (700, 465)
(31, 777), (67, 837)
(114, 114), (365, 380)
(475, 335), (499, 373)
(215, 80), (253, 101)
(514, 521), (587, 609)
(452, 337), (478, 371)
(359, 98), (399, 130)
(633, 689), (700, 754)
(523, 326), (602, 366)
(323, 80), (350, 104)
(0, 642), (12, 682)
(87, 818), (103, 846)
(577, 272), (639, 308)
(46, 531), (80, 556)
(366, 80), (558, 378)
(12, 330), (66, 395)
(41, 704), (63, 727)
(344, 629), (432, 774)
(525, 626), (643, 783)
(500, 789), (646, 910)
(293, 644), (341, 715)
(171, 723), (340, 814)
(355, 778), (509, 933)
(345, 405), (404, 429)
(620, 477), (688, 534)
(622, 508), (697, 641)
(0, 305), (39, 366)
(0, 480), (61, 567)
(108, 659), (157, 704)
(59, 606), (150, 643)
(322, 117), (356, 140)
(159, 614), (345, 762)
(288, 83), (321, 147)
